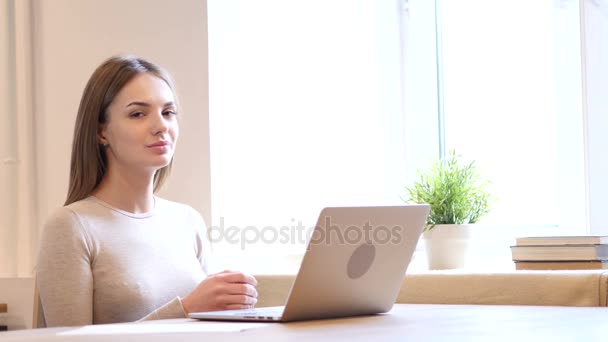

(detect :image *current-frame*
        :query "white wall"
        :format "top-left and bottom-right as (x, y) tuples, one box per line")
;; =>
(0, 0), (209, 277)
(31, 0), (211, 234)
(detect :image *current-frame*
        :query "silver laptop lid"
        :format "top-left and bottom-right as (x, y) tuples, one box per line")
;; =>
(280, 205), (429, 322)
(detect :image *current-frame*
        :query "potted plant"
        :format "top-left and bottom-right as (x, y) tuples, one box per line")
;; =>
(405, 150), (491, 269)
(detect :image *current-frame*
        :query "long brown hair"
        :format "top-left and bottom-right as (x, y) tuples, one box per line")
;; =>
(65, 56), (178, 206)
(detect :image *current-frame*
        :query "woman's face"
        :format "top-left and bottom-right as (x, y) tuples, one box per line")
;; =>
(99, 72), (179, 174)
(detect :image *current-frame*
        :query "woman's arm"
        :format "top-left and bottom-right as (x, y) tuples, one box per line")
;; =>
(138, 206), (257, 319)
(137, 205), (212, 321)
(36, 209), (95, 327)
(189, 207), (211, 274)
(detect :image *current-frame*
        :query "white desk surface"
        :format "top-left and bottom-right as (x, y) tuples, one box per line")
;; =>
(2, 304), (607, 341)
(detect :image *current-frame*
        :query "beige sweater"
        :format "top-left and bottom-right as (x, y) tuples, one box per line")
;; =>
(36, 196), (210, 327)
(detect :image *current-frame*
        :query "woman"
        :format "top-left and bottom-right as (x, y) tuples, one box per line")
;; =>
(36, 56), (257, 327)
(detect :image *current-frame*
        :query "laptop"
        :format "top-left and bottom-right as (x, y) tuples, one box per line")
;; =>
(189, 204), (430, 322)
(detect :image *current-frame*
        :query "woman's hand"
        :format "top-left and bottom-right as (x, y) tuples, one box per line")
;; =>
(181, 270), (258, 313)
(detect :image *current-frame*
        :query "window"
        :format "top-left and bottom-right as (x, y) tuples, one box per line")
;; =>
(436, 0), (586, 230)
(208, 0), (604, 272)
(207, 0), (410, 271)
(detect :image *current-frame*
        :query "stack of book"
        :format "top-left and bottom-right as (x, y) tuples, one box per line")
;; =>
(511, 236), (608, 270)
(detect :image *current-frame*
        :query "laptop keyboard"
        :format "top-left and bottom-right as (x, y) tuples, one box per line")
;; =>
(226, 306), (285, 317)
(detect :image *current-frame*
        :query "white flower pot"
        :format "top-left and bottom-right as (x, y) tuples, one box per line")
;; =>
(422, 224), (474, 270)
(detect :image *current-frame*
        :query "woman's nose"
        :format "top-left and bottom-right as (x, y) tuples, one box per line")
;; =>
(151, 111), (169, 135)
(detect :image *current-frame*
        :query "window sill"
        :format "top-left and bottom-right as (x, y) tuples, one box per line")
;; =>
(210, 224), (583, 275)
(210, 238), (518, 276)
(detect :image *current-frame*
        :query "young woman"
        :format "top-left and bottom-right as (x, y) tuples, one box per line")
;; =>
(36, 56), (257, 327)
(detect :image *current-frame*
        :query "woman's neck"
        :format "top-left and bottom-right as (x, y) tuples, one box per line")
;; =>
(92, 166), (156, 214)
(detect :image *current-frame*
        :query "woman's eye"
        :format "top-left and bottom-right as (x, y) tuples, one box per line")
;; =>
(129, 112), (144, 118)
(163, 110), (177, 116)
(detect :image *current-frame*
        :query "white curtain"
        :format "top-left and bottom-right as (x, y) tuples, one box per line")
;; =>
(582, 0), (608, 234)
(0, 0), (37, 278)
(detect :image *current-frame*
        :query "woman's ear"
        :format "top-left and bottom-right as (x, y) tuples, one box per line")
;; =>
(97, 125), (109, 146)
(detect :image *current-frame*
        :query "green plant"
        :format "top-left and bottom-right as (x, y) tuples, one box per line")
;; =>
(405, 150), (491, 231)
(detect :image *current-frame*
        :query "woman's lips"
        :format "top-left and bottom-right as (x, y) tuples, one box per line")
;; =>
(148, 141), (168, 147)
(147, 141), (170, 153)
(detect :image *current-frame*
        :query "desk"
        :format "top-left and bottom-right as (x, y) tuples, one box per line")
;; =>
(1, 304), (607, 341)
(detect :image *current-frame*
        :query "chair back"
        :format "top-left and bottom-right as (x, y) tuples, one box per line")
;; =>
(32, 282), (46, 328)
